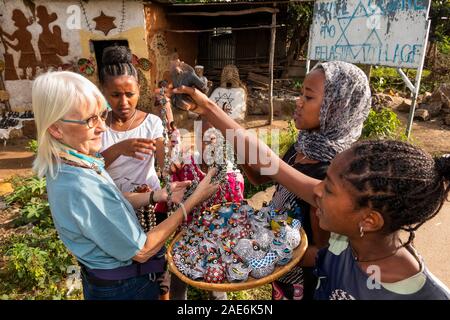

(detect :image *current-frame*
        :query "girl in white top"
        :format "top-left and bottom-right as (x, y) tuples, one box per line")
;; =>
(101, 114), (164, 192)
(98, 45), (169, 300)
(98, 46), (165, 193)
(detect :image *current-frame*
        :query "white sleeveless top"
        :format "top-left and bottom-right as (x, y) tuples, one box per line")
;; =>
(101, 114), (164, 192)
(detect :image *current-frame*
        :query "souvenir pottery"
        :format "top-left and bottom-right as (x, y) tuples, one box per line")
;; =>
(270, 208), (288, 223)
(227, 257), (252, 282)
(190, 264), (205, 280)
(233, 239), (266, 263)
(204, 259), (226, 283)
(201, 210), (216, 228)
(272, 243), (293, 266)
(239, 200), (254, 217)
(173, 253), (192, 277)
(199, 238), (218, 256)
(170, 59), (208, 110)
(250, 208), (270, 228)
(251, 227), (274, 251)
(219, 239), (237, 264)
(249, 251), (278, 279)
(218, 203), (234, 221)
(283, 219), (301, 249)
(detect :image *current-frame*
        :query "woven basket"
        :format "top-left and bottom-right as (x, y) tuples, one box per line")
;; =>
(167, 225), (308, 292)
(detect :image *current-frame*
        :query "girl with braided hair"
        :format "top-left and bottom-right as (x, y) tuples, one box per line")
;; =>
(98, 46), (170, 299)
(170, 72), (450, 300)
(310, 140), (450, 299)
(243, 61), (372, 300)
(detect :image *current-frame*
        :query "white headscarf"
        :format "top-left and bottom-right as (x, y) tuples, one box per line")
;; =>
(295, 61), (372, 162)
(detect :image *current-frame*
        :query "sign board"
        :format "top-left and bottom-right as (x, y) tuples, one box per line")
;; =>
(308, 0), (431, 69)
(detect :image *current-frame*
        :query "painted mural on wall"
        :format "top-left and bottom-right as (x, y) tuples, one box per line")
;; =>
(0, 6), (69, 80)
(0, 0), (148, 110)
(149, 32), (172, 85)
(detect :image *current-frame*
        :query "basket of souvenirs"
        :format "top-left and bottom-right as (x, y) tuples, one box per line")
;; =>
(167, 201), (308, 292)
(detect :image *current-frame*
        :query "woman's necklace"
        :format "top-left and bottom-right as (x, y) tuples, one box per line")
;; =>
(111, 109), (137, 131)
(289, 152), (307, 164)
(59, 148), (105, 174)
(351, 241), (404, 263)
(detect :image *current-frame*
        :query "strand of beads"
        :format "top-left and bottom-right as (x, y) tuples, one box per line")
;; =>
(159, 87), (174, 215)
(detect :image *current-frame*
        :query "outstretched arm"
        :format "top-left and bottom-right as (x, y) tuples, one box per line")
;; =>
(133, 169), (219, 262)
(239, 163), (273, 186)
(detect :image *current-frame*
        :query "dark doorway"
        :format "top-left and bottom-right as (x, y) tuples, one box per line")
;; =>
(91, 40), (129, 80)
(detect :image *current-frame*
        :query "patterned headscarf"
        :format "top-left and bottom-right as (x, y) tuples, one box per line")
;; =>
(295, 61), (372, 162)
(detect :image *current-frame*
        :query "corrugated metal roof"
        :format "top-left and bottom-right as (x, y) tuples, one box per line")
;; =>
(149, 0), (294, 6)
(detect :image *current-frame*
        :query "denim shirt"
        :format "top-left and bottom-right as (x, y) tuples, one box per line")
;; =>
(46, 163), (147, 269)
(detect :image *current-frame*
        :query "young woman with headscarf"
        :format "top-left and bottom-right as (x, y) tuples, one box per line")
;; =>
(200, 61), (372, 300)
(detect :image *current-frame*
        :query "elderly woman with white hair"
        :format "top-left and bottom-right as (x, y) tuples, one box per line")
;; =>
(32, 71), (218, 300)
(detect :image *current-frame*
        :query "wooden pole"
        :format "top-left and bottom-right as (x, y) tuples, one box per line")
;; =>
(268, 6), (276, 125)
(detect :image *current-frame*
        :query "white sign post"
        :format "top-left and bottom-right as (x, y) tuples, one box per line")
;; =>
(307, 0), (431, 138)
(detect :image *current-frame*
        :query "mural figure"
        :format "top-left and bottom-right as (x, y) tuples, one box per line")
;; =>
(0, 9), (38, 79)
(36, 5), (69, 68)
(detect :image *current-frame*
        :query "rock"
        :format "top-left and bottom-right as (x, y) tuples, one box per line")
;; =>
(0, 182), (13, 196)
(273, 98), (296, 117)
(414, 109), (430, 121)
(247, 96), (268, 115)
(429, 83), (450, 108)
(384, 94), (394, 103)
(444, 114), (450, 126)
(396, 99), (412, 113)
(418, 101), (442, 117)
(421, 91), (432, 103)
(372, 93), (396, 111)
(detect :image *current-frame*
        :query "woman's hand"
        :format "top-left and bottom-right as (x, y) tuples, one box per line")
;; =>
(116, 138), (156, 160)
(170, 86), (212, 115)
(153, 181), (192, 204)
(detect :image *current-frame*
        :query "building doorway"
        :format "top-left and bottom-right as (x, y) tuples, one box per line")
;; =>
(91, 40), (129, 80)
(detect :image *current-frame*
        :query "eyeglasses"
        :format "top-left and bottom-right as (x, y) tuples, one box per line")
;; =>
(60, 109), (109, 128)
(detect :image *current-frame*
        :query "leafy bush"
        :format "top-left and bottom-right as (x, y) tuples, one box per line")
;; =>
(1, 228), (77, 299)
(361, 108), (407, 141)
(264, 120), (298, 158)
(4, 176), (52, 227)
(370, 66), (432, 94)
(4, 176), (46, 206)
(17, 197), (53, 228)
(26, 139), (38, 154)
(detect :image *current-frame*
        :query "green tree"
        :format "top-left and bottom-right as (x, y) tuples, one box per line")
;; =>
(427, 0), (450, 62)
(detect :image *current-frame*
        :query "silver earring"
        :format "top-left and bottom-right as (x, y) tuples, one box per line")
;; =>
(359, 225), (364, 238)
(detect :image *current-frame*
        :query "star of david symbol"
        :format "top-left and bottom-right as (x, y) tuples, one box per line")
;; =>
(334, 0), (383, 60)
(93, 11), (117, 36)
(213, 91), (235, 115)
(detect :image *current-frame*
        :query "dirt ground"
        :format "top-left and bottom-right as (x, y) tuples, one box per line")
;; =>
(1, 110), (450, 289)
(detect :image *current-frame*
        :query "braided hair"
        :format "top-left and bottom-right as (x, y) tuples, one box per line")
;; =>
(99, 45), (138, 85)
(342, 140), (450, 245)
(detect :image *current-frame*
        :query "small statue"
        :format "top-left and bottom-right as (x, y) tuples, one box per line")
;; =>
(170, 58), (208, 110)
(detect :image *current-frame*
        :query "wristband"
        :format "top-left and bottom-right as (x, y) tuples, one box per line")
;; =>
(179, 203), (187, 221)
(149, 190), (156, 206)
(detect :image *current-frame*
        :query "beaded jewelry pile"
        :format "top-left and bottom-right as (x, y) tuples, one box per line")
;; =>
(171, 201), (302, 283)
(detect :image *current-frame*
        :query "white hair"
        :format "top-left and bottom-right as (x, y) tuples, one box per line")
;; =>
(32, 71), (107, 178)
